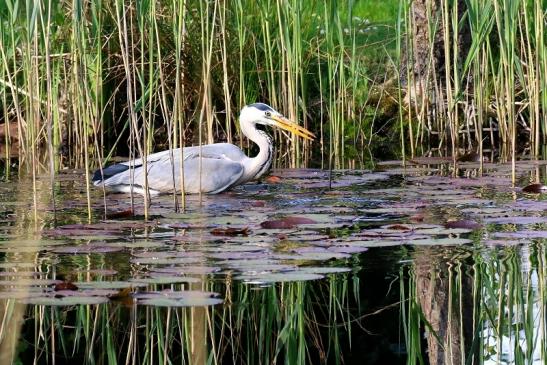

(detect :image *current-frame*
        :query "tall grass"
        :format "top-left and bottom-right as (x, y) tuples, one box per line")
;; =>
(399, 0), (547, 163)
(0, 0), (383, 186)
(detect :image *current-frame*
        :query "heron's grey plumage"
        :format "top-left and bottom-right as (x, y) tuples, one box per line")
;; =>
(92, 104), (314, 195)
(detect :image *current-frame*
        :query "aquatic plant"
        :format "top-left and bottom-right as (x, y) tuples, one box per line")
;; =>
(0, 0), (394, 176)
(398, 0), (547, 163)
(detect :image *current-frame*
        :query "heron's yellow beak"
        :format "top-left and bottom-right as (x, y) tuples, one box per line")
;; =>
(271, 116), (315, 141)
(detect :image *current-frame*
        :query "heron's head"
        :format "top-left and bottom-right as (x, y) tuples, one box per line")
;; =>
(240, 103), (315, 140)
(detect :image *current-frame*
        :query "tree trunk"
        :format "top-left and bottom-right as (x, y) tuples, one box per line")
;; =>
(401, 0), (469, 97)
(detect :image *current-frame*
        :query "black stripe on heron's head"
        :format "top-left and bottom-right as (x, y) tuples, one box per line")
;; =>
(248, 103), (275, 112)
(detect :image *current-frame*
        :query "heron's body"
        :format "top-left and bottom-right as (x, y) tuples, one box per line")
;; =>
(92, 103), (313, 195)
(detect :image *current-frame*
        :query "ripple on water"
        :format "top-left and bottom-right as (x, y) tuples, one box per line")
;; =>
(1, 162), (547, 306)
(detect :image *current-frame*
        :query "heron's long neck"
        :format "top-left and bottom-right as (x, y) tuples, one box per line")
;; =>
(240, 120), (273, 181)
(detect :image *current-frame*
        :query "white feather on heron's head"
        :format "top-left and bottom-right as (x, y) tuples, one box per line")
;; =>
(239, 103), (315, 140)
(240, 103), (279, 126)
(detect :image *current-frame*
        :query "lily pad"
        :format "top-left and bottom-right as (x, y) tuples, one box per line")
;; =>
(260, 216), (318, 229)
(299, 267), (352, 274)
(483, 216), (547, 225)
(236, 271), (324, 283)
(139, 297), (224, 307)
(0, 279), (62, 286)
(130, 276), (200, 284)
(54, 289), (120, 297)
(75, 281), (146, 290)
(522, 184), (547, 193)
(151, 266), (221, 275)
(130, 257), (204, 265)
(445, 220), (482, 230)
(134, 290), (221, 300)
(53, 246), (123, 254)
(405, 238), (473, 246)
(20, 296), (108, 306)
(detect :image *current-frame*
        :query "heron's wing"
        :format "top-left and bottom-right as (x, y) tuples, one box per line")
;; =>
(95, 144), (247, 194)
(177, 153), (245, 194)
(116, 152), (243, 194)
(120, 143), (246, 167)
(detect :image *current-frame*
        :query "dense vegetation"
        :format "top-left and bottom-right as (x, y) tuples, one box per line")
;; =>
(0, 0), (398, 174)
(400, 0), (547, 162)
(2, 0), (547, 174)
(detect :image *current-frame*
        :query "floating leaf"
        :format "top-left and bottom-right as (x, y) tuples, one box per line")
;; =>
(408, 156), (453, 165)
(20, 296), (108, 306)
(132, 251), (203, 259)
(54, 281), (78, 291)
(139, 297), (223, 307)
(415, 226), (474, 235)
(249, 201), (266, 207)
(75, 281), (146, 290)
(210, 227), (250, 236)
(133, 289), (221, 300)
(151, 266), (221, 275)
(54, 289), (119, 297)
(260, 216), (318, 229)
(199, 244), (266, 253)
(483, 216), (547, 225)
(273, 251), (350, 261)
(0, 239), (67, 247)
(522, 183), (547, 194)
(0, 288), (51, 300)
(326, 238), (401, 248)
(168, 223), (197, 229)
(382, 224), (414, 232)
(207, 251), (268, 260)
(405, 238), (472, 246)
(75, 269), (118, 276)
(131, 257), (204, 265)
(106, 209), (134, 219)
(327, 246), (368, 254)
(0, 273), (40, 280)
(0, 279), (62, 287)
(492, 231), (547, 239)
(53, 246), (123, 254)
(270, 168), (328, 179)
(299, 267), (352, 274)
(236, 271), (324, 283)
(131, 276), (200, 284)
(445, 220), (482, 230)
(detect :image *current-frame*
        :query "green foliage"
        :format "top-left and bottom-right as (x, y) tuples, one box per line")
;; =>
(398, 0), (547, 160)
(0, 0), (399, 171)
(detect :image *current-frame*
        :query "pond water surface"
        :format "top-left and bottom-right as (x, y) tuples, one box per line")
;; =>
(0, 157), (546, 364)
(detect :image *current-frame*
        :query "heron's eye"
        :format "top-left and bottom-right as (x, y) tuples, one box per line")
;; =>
(265, 111), (271, 117)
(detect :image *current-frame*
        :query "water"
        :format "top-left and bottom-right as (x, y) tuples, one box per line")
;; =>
(1, 158), (547, 364)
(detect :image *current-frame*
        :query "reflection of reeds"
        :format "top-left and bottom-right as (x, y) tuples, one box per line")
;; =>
(0, 276), (353, 364)
(0, 171), (54, 364)
(402, 245), (547, 364)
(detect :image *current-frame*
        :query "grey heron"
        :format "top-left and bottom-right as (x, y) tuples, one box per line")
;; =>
(92, 103), (314, 195)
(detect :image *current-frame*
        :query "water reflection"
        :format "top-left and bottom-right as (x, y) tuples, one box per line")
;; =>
(1, 159), (547, 363)
(404, 245), (547, 365)
(409, 247), (476, 365)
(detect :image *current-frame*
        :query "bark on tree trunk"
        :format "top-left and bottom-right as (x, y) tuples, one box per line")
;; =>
(400, 0), (470, 105)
